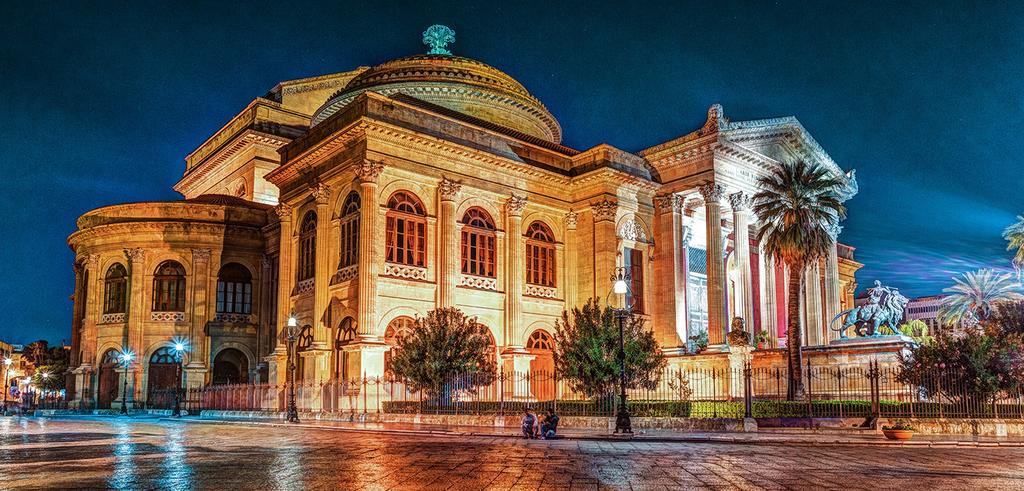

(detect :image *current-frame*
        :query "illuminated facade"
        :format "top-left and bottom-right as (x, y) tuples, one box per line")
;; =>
(66, 33), (861, 407)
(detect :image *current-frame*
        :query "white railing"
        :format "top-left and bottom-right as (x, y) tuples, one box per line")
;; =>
(461, 274), (498, 291)
(383, 263), (428, 281)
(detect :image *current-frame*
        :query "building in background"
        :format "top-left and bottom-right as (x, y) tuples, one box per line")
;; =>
(66, 27), (863, 408)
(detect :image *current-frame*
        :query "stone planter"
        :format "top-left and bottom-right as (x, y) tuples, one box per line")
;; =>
(882, 429), (915, 441)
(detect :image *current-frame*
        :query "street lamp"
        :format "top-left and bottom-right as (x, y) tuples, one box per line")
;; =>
(119, 350), (133, 415)
(2, 357), (11, 413)
(285, 314), (300, 423)
(172, 341), (186, 417)
(607, 267), (633, 435)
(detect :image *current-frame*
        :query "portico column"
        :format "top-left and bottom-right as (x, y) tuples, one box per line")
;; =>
(83, 253), (102, 364)
(823, 227), (842, 343)
(698, 183), (728, 349)
(502, 194), (527, 350)
(803, 262), (823, 346)
(124, 248), (146, 359)
(563, 210), (579, 309)
(437, 177), (462, 308)
(349, 159), (388, 380)
(728, 192), (755, 328)
(311, 182), (331, 350)
(759, 242), (779, 347)
(190, 248), (212, 370)
(274, 205), (293, 353)
(653, 194), (687, 350)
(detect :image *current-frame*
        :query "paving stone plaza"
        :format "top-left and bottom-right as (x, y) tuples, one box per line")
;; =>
(2, 417), (1023, 490)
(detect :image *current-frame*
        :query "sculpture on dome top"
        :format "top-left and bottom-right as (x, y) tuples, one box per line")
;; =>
(423, 25), (455, 56)
(830, 280), (909, 338)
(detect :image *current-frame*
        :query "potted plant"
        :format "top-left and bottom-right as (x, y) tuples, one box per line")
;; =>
(882, 419), (916, 440)
(755, 330), (770, 350)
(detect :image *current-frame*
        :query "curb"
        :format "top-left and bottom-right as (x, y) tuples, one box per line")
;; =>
(163, 418), (1024, 448)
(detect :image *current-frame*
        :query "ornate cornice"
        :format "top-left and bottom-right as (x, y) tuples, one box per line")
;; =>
(311, 182), (331, 205)
(124, 248), (146, 264)
(591, 197), (618, 222)
(354, 159), (385, 183)
(698, 183), (725, 204)
(564, 210), (579, 230)
(505, 194), (528, 217)
(438, 176), (462, 201)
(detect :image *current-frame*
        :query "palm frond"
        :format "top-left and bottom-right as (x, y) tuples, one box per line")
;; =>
(938, 269), (1024, 326)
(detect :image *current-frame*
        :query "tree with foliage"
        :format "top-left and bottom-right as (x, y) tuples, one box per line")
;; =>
(1003, 215), (1024, 279)
(753, 160), (847, 400)
(983, 300), (1024, 337)
(898, 329), (1024, 406)
(552, 298), (666, 400)
(389, 307), (496, 402)
(886, 320), (935, 346)
(938, 269), (1023, 327)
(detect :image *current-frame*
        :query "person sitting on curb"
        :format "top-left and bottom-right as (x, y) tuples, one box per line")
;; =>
(541, 409), (559, 439)
(521, 409), (537, 439)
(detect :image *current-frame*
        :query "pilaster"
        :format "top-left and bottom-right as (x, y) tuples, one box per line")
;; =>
(190, 248), (212, 368)
(124, 248), (146, 359)
(653, 194), (686, 349)
(437, 176), (461, 308)
(591, 197), (618, 300)
(355, 159), (384, 340)
(274, 204), (293, 353)
(563, 210), (579, 309)
(312, 182), (331, 349)
(503, 194), (527, 350)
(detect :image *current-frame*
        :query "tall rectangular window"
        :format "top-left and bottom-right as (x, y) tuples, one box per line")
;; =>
(625, 248), (644, 314)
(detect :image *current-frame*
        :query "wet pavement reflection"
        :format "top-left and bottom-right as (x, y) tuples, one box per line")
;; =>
(1, 416), (1023, 489)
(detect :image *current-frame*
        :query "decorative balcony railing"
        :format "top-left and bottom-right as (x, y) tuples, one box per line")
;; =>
(214, 312), (253, 324)
(295, 278), (315, 295)
(332, 265), (358, 284)
(460, 274), (498, 291)
(100, 312), (125, 324)
(151, 311), (186, 322)
(383, 263), (428, 281)
(524, 284), (558, 299)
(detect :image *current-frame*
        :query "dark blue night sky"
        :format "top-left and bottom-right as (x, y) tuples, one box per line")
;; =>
(2, 1), (1022, 344)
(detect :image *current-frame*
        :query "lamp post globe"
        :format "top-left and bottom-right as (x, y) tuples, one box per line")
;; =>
(172, 342), (185, 417)
(607, 267), (633, 435)
(119, 351), (133, 415)
(285, 315), (300, 423)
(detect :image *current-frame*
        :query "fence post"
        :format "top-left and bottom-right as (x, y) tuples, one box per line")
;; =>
(805, 358), (813, 421)
(499, 368), (505, 417)
(743, 362), (753, 419)
(869, 360), (881, 421)
(836, 367), (843, 419)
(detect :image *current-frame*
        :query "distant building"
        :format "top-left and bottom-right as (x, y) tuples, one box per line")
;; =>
(904, 294), (952, 334)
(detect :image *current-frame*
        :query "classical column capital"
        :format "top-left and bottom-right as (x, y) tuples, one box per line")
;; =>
(354, 159), (385, 183)
(438, 176), (462, 202)
(191, 248), (212, 263)
(83, 253), (101, 268)
(590, 197), (617, 222)
(311, 182), (331, 205)
(655, 194), (684, 214)
(728, 191), (751, 212)
(260, 254), (273, 270)
(505, 194), (528, 217)
(274, 204), (292, 222)
(827, 223), (843, 240)
(698, 182), (725, 204)
(564, 209), (579, 230)
(124, 248), (146, 264)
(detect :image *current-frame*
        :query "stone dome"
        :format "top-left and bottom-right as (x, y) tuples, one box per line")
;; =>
(311, 54), (562, 143)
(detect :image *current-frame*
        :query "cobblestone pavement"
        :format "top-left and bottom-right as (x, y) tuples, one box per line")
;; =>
(2, 417), (1023, 490)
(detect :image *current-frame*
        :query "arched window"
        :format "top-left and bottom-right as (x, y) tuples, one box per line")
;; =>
(152, 261), (186, 312)
(335, 317), (356, 380)
(526, 330), (555, 350)
(217, 263), (252, 314)
(103, 263), (128, 314)
(298, 211), (317, 281)
(384, 316), (416, 375)
(525, 221), (556, 287)
(150, 346), (181, 364)
(461, 208), (496, 278)
(339, 192), (361, 269)
(385, 192), (426, 267)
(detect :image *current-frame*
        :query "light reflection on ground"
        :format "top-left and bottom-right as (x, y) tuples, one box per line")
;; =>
(0, 416), (1022, 489)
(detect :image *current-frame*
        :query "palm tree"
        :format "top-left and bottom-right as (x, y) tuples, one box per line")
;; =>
(753, 160), (847, 400)
(1003, 216), (1024, 279)
(938, 269), (1023, 327)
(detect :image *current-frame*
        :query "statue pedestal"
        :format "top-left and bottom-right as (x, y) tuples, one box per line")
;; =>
(829, 334), (915, 347)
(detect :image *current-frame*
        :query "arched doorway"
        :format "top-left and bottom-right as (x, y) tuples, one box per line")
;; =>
(334, 317), (356, 382)
(97, 349), (121, 409)
(213, 348), (250, 385)
(526, 330), (556, 401)
(147, 347), (181, 408)
(384, 317), (415, 377)
(295, 325), (313, 383)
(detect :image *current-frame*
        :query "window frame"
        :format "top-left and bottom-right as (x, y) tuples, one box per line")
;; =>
(460, 207), (497, 278)
(525, 221), (557, 288)
(385, 192), (427, 268)
(152, 261), (186, 312)
(103, 263), (128, 314)
(339, 192), (360, 270)
(216, 263), (253, 314)
(298, 211), (317, 282)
